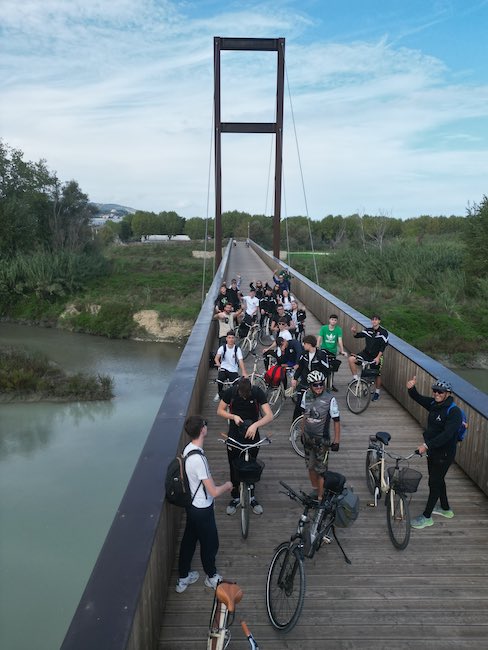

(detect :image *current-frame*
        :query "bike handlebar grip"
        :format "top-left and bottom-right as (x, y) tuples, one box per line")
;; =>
(241, 620), (251, 636)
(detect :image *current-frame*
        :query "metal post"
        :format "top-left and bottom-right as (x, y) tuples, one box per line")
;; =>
(214, 37), (223, 268)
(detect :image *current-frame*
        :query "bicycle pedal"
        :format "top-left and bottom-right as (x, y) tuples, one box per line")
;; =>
(367, 501), (376, 507)
(322, 535), (332, 544)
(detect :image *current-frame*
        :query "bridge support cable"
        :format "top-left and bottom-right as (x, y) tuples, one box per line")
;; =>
(213, 37), (285, 264)
(284, 62), (320, 285)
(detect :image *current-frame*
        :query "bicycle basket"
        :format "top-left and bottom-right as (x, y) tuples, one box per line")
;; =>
(233, 457), (265, 483)
(362, 367), (379, 378)
(387, 467), (422, 493)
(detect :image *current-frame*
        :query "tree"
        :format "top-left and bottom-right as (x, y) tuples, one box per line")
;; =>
(464, 196), (488, 279)
(185, 217), (208, 240)
(131, 211), (160, 238)
(158, 210), (185, 238)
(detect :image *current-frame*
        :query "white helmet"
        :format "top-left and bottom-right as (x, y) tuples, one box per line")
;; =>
(307, 371), (326, 385)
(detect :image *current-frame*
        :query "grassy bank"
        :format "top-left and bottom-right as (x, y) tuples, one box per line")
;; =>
(289, 237), (488, 365)
(0, 346), (114, 401)
(2, 243), (214, 339)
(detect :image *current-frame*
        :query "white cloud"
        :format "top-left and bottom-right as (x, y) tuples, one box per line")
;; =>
(1, 0), (487, 218)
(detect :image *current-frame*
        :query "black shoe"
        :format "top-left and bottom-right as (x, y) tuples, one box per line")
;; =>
(331, 385), (338, 392)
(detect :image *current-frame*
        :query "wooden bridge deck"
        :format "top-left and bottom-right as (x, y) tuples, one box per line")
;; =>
(159, 244), (488, 649)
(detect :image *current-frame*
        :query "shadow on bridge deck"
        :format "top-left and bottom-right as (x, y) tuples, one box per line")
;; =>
(159, 243), (488, 650)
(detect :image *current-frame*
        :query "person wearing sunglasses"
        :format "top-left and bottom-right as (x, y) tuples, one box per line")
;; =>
(299, 371), (341, 500)
(406, 376), (462, 530)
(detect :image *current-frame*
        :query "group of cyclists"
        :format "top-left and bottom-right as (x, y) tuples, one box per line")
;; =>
(176, 265), (460, 597)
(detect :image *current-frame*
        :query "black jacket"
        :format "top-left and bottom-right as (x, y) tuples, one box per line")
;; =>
(408, 387), (461, 455)
(294, 348), (330, 384)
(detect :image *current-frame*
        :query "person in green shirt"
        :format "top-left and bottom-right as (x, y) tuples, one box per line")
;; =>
(317, 315), (347, 391)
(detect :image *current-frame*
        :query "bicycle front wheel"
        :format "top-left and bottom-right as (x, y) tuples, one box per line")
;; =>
(266, 542), (306, 632)
(259, 319), (273, 345)
(365, 449), (380, 495)
(290, 415), (305, 458)
(267, 385), (284, 419)
(252, 376), (267, 394)
(240, 482), (250, 539)
(386, 490), (411, 550)
(240, 337), (251, 359)
(346, 379), (370, 414)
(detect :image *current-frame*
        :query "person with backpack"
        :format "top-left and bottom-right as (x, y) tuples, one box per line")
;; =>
(407, 376), (462, 530)
(217, 377), (273, 516)
(176, 415), (232, 593)
(214, 330), (247, 398)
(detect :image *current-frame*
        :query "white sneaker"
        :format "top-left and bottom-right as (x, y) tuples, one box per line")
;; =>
(213, 392), (220, 402)
(176, 570), (200, 593)
(204, 573), (222, 589)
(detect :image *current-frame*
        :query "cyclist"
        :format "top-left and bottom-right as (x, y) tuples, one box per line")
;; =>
(407, 376), (461, 530)
(291, 335), (330, 421)
(290, 300), (306, 340)
(214, 330), (247, 398)
(317, 314), (347, 392)
(300, 371), (340, 500)
(242, 287), (260, 323)
(214, 303), (242, 346)
(217, 377), (273, 516)
(176, 415), (232, 593)
(259, 285), (278, 327)
(348, 315), (389, 401)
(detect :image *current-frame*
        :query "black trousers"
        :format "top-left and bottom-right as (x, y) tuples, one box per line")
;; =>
(178, 503), (219, 579)
(423, 448), (456, 518)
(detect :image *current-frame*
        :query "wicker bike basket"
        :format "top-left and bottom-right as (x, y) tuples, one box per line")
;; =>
(387, 467), (422, 493)
(233, 457), (265, 484)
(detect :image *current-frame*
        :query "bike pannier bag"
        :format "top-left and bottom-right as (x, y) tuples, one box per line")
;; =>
(324, 471), (346, 494)
(165, 449), (203, 507)
(264, 364), (285, 386)
(334, 487), (360, 528)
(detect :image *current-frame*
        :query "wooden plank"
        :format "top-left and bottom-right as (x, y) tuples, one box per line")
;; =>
(159, 244), (488, 650)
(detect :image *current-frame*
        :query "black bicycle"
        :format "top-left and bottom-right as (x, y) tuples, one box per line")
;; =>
(265, 474), (351, 632)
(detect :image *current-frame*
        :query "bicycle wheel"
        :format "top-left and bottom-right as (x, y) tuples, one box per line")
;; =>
(240, 482), (250, 539)
(240, 337), (251, 359)
(267, 385), (284, 419)
(346, 379), (370, 414)
(386, 489), (411, 550)
(266, 542), (306, 632)
(259, 319), (273, 345)
(252, 376), (267, 394)
(365, 449), (380, 495)
(290, 415), (305, 458)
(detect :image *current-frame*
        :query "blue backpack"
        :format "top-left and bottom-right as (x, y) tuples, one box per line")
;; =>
(447, 403), (468, 442)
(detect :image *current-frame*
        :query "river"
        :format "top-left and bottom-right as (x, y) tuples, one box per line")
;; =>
(0, 324), (181, 650)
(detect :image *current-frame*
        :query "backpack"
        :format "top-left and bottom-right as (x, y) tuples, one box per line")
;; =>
(334, 486), (360, 528)
(165, 449), (204, 507)
(446, 402), (468, 442)
(209, 350), (218, 368)
(264, 364), (286, 386)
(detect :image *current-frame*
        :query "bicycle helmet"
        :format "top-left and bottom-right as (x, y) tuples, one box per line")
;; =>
(432, 379), (452, 392)
(307, 370), (326, 385)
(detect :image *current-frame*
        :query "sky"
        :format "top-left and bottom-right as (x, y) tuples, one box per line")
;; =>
(1, 0), (487, 220)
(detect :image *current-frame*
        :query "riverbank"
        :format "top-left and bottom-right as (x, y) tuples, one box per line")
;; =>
(0, 346), (114, 402)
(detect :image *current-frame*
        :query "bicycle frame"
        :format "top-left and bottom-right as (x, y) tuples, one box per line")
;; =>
(207, 580), (260, 650)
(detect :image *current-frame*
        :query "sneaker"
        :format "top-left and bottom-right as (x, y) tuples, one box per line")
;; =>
(372, 392), (380, 402)
(250, 497), (263, 515)
(213, 392), (220, 402)
(226, 498), (240, 515)
(331, 385), (338, 392)
(176, 570), (200, 593)
(411, 515), (434, 529)
(204, 573), (222, 589)
(432, 506), (454, 518)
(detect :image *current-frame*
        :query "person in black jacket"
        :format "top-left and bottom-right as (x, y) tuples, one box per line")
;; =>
(348, 315), (389, 401)
(407, 376), (462, 529)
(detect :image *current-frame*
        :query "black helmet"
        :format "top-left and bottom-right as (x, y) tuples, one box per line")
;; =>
(432, 379), (452, 392)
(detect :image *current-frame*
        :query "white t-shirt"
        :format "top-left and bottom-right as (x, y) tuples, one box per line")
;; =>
(278, 329), (292, 341)
(217, 344), (243, 373)
(183, 442), (213, 508)
(244, 295), (259, 316)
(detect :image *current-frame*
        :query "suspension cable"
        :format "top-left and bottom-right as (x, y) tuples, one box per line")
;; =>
(285, 63), (319, 285)
(201, 107), (215, 305)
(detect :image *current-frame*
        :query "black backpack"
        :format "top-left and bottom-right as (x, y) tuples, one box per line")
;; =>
(165, 449), (205, 507)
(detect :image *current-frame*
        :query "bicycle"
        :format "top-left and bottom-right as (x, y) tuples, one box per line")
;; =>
(237, 321), (260, 359)
(258, 314), (273, 345)
(365, 431), (423, 550)
(264, 363), (297, 419)
(345, 359), (379, 414)
(212, 376), (240, 403)
(266, 474), (351, 633)
(207, 580), (259, 649)
(289, 414), (305, 458)
(221, 434), (271, 539)
(248, 353), (267, 394)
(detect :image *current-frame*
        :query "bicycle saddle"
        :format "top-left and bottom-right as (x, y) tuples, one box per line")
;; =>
(215, 582), (243, 613)
(375, 431), (391, 445)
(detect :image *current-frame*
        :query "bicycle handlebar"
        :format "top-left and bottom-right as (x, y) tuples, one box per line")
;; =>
(221, 435), (272, 451)
(384, 449), (423, 461)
